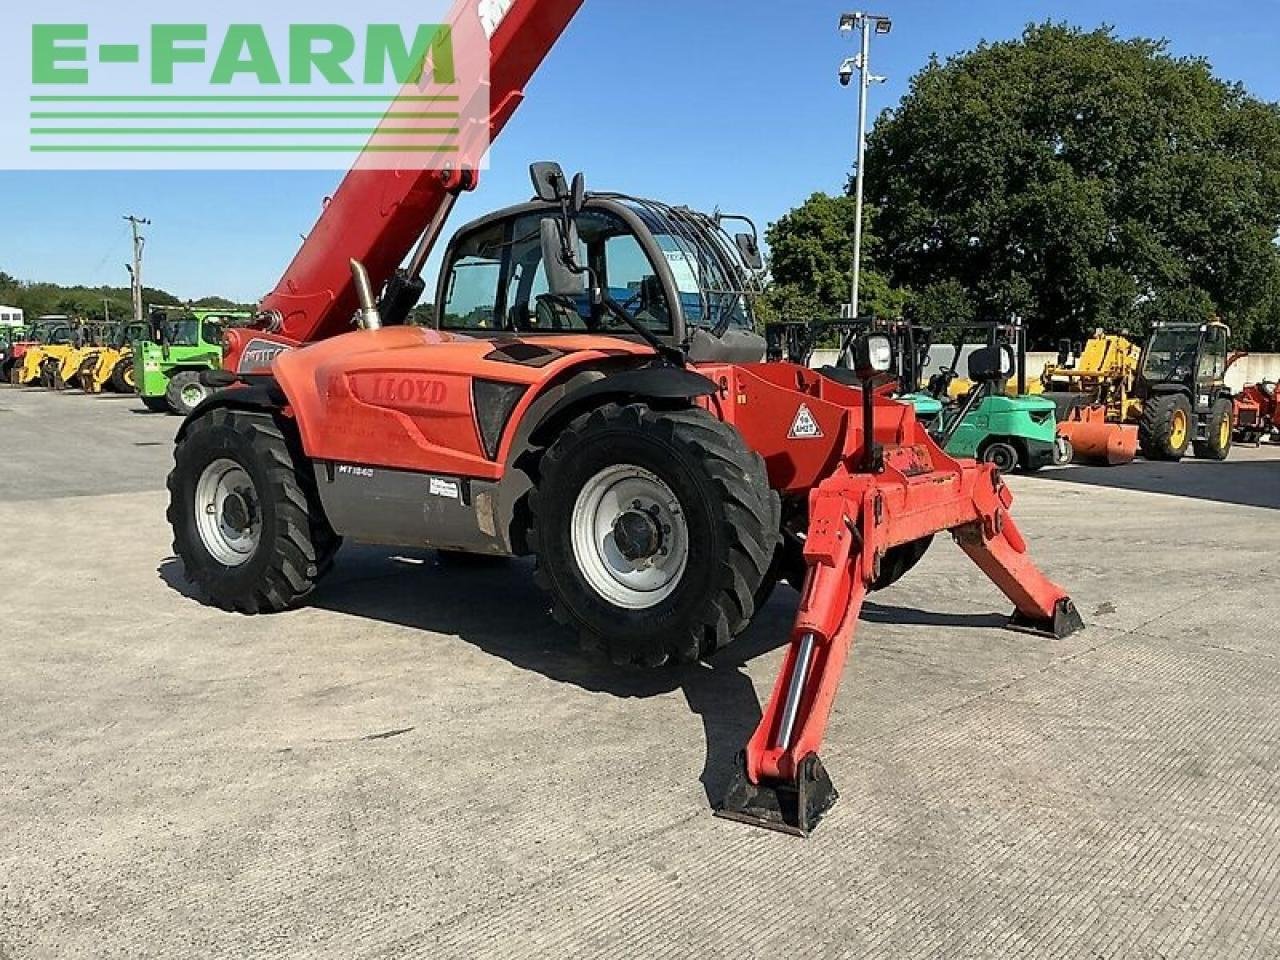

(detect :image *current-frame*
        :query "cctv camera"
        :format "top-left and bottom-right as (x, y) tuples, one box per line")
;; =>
(838, 58), (855, 86)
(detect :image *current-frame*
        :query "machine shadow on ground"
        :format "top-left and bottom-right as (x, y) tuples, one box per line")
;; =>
(159, 551), (786, 805)
(1031, 454), (1280, 510)
(157, 548), (1037, 805)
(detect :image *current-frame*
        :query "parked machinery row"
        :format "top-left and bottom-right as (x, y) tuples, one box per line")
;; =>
(0, 308), (253, 415)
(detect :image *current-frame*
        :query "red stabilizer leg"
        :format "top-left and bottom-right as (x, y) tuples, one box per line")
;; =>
(716, 488), (872, 836)
(955, 518), (1084, 639)
(716, 459), (1083, 837)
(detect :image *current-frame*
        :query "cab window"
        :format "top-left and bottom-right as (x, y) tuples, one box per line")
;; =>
(441, 222), (506, 330)
(441, 210), (674, 335)
(503, 210), (672, 335)
(1197, 326), (1227, 383)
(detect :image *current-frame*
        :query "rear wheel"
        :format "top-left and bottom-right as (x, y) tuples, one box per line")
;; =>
(140, 395), (171, 413)
(167, 408), (340, 613)
(979, 439), (1020, 475)
(529, 402), (779, 667)
(1139, 393), (1191, 461)
(1192, 398), (1233, 461)
(110, 358), (135, 393)
(167, 371), (213, 416)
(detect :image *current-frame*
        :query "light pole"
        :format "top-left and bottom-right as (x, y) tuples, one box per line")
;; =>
(838, 12), (892, 319)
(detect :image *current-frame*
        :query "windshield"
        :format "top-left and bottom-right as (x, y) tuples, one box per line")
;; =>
(167, 319), (201, 346)
(1142, 329), (1200, 382)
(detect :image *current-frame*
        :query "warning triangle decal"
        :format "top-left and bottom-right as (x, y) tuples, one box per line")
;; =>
(788, 403), (823, 439)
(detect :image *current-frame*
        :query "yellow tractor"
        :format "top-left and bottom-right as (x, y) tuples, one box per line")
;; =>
(1041, 321), (1237, 463)
(78, 321), (149, 394)
(10, 318), (75, 386)
(44, 323), (111, 390)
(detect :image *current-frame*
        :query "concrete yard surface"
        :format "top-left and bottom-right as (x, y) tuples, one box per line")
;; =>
(1, 387), (1279, 958)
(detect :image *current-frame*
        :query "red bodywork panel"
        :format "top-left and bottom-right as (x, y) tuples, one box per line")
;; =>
(273, 328), (651, 479)
(224, 0), (586, 372)
(275, 336), (920, 489)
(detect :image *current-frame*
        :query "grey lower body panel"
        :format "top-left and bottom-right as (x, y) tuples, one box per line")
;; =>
(313, 462), (515, 556)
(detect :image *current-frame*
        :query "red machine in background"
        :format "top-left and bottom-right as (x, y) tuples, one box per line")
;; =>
(1235, 381), (1280, 444)
(168, 1), (1084, 836)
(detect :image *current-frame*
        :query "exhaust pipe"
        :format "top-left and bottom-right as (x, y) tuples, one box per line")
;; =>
(350, 259), (382, 330)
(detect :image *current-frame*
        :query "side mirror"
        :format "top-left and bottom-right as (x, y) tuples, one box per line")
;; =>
(570, 172), (586, 215)
(734, 232), (764, 271)
(968, 344), (1014, 383)
(540, 218), (586, 298)
(529, 161), (569, 202)
(852, 332), (895, 380)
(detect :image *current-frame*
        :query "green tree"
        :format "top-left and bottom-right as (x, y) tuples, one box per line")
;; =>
(864, 23), (1280, 348)
(760, 191), (907, 323)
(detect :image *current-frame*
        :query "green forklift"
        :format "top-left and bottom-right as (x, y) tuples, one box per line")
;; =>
(134, 306), (254, 415)
(925, 319), (1064, 474)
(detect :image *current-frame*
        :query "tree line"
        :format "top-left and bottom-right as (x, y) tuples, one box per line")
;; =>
(0, 271), (250, 324)
(762, 23), (1280, 350)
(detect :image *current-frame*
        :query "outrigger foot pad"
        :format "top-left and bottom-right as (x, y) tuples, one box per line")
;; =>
(1008, 597), (1085, 639)
(715, 752), (838, 837)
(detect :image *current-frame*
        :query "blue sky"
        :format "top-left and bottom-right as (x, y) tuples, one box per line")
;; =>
(0, 0), (1276, 303)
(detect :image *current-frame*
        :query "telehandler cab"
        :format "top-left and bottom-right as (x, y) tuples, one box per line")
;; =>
(168, 162), (1083, 835)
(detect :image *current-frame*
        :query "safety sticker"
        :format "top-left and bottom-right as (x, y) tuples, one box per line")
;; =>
(788, 404), (823, 439)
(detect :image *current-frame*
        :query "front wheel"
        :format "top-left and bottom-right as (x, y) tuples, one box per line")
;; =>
(110, 358), (135, 393)
(1139, 394), (1191, 461)
(167, 371), (213, 416)
(167, 408), (340, 613)
(1192, 398), (1232, 461)
(529, 403), (779, 667)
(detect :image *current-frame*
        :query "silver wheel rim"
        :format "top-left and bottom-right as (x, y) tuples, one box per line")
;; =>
(194, 458), (261, 567)
(181, 383), (206, 407)
(570, 464), (689, 610)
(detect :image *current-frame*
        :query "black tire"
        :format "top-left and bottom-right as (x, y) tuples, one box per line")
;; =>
(529, 402), (779, 667)
(873, 535), (935, 591)
(979, 439), (1019, 475)
(166, 370), (213, 416)
(771, 523), (932, 594)
(1139, 393), (1191, 461)
(1192, 398), (1233, 461)
(110, 358), (135, 393)
(141, 395), (172, 413)
(167, 408), (340, 613)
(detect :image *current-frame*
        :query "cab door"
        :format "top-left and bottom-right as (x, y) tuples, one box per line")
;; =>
(1195, 325), (1228, 408)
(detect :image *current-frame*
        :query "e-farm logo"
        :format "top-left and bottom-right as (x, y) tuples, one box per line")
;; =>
(1, 1), (497, 170)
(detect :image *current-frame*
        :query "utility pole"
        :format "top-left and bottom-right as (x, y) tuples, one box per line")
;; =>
(103, 299), (111, 324)
(838, 12), (892, 319)
(123, 215), (150, 325)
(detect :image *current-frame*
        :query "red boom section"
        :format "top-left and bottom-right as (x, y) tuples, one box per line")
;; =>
(224, 0), (586, 371)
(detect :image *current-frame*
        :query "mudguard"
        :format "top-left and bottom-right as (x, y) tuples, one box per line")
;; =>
(176, 382), (288, 440)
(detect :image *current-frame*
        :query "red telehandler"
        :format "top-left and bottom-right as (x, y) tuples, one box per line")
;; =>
(167, 0), (1083, 835)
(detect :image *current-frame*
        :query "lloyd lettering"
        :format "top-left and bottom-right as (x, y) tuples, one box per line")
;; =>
(352, 375), (448, 406)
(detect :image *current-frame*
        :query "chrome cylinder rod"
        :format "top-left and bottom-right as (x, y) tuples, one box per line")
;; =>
(775, 631), (817, 751)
